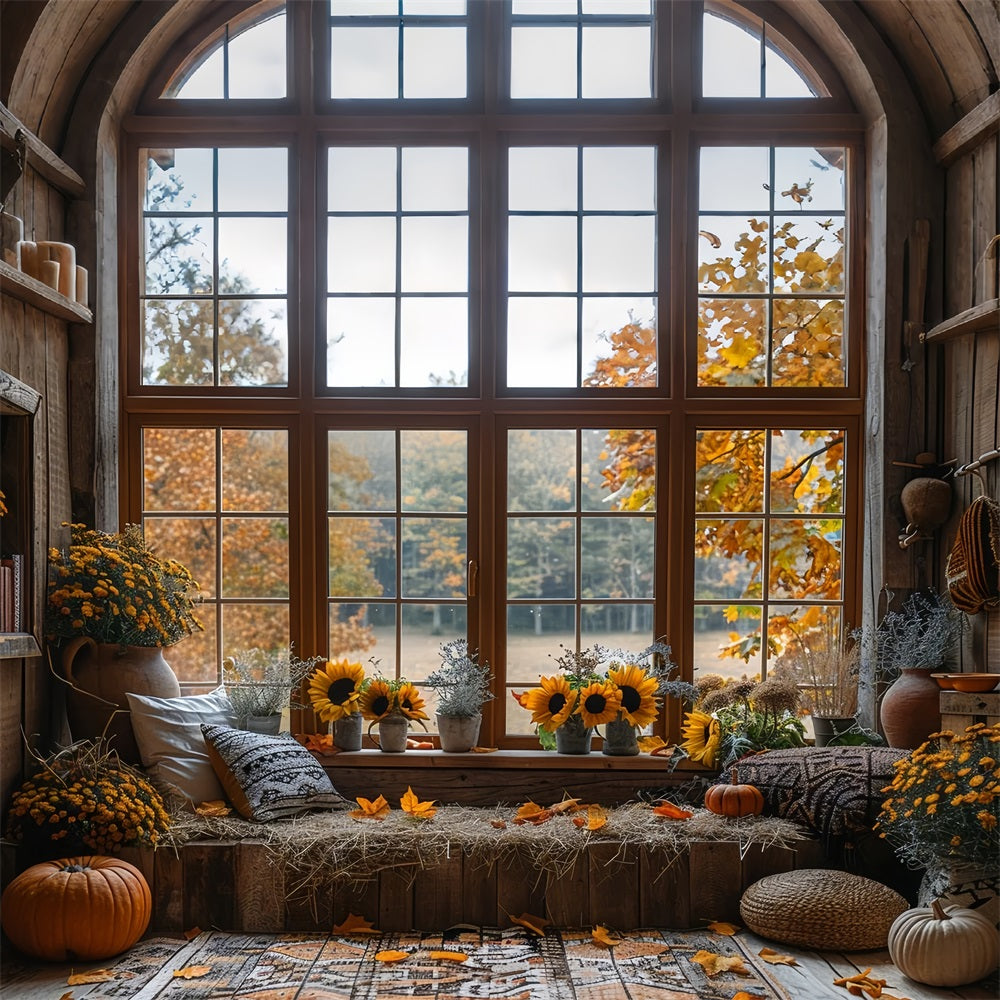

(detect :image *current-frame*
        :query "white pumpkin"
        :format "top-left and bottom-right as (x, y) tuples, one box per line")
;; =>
(887, 899), (999, 987)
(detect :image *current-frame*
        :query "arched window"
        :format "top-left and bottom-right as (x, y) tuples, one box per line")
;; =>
(122, 0), (864, 746)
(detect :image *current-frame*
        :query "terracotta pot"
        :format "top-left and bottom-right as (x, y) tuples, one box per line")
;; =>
(879, 668), (942, 749)
(61, 637), (181, 763)
(436, 712), (481, 752)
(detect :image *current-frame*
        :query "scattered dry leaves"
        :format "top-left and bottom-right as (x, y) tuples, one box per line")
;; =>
(302, 733), (336, 754)
(592, 925), (622, 948)
(333, 913), (379, 935)
(732, 992), (767, 1000)
(470, 746), (498, 753)
(509, 912), (550, 936)
(194, 800), (231, 817)
(690, 950), (751, 977)
(172, 965), (212, 979)
(833, 969), (889, 998)
(652, 801), (694, 820)
(638, 735), (668, 753)
(490, 818), (507, 829)
(375, 950), (409, 963)
(549, 797), (582, 814)
(183, 926), (202, 940)
(513, 801), (553, 826)
(66, 970), (114, 985)
(349, 794), (391, 820)
(406, 739), (434, 750)
(400, 786), (436, 820)
(59, 992), (74, 1000)
(428, 950), (468, 962)
(707, 921), (740, 936)
(758, 947), (797, 966)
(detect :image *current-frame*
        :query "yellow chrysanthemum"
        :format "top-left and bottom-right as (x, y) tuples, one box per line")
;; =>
(396, 682), (429, 722)
(608, 664), (659, 728)
(360, 678), (394, 721)
(681, 710), (722, 769)
(308, 658), (365, 722)
(577, 681), (622, 728)
(522, 675), (578, 732)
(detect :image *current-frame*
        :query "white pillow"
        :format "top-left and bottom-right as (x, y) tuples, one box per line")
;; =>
(126, 687), (236, 806)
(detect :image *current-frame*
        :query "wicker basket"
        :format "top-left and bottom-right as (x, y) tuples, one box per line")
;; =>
(739, 869), (908, 951)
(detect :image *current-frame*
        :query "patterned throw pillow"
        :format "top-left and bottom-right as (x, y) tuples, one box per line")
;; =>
(201, 724), (347, 822)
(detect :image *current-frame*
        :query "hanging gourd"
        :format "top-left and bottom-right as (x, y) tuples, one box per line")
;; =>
(887, 899), (999, 987)
(0, 855), (152, 961)
(703, 768), (764, 817)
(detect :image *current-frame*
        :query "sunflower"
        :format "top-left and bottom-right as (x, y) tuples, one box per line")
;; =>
(608, 664), (659, 728)
(577, 681), (622, 728)
(360, 678), (395, 721)
(522, 675), (578, 732)
(308, 658), (365, 722)
(681, 710), (722, 768)
(396, 681), (429, 722)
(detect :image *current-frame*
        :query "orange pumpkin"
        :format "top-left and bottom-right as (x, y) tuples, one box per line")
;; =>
(704, 768), (764, 817)
(0, 855), (151, 961)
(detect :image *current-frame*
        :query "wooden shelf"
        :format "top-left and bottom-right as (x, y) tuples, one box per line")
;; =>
(0, 633), (41, 659)
(0, 102), (86, 198)
(0, 260), (92, 323)
(921, 299), (999, 344)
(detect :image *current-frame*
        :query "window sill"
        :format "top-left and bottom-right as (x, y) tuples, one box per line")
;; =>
(316, 748), (686, 770)
(0, 633), (42, 659)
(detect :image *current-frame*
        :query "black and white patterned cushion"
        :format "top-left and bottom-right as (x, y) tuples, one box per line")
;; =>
(201, 723), (347, 822)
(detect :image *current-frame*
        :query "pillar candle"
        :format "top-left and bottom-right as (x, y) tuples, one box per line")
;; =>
(16, 241), (37, 278)
(36, 240), (76, 299)
(39, 259), (60, 291)
(75, 265), (89, 308)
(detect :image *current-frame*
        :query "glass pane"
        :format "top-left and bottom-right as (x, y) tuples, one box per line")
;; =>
(404, 0), (466, 12)
(511, 26), (576, 98)
(508, 216), (577, 292)
(144, 148), (214, 212)
(329, 517), (395, 597)
(772, 216), (844, 294)
(144, 218), (213, 294)
(700, 147), (769, 211)
(329, 147), (398, 212)
(581, 299), (657, 388)
(694, 518), (763, 599)
(402, 147), (468, 211)
(582, 0), (650, 12)
(400, 298), (468, 387)
(329, 602), (393, 665)
(770, 429), (844, 513)
(765, 42), (816, 98)
(697, 298), (767, 387)
(697, 217), (769, 294)
(508, 429), (576, 512)
(327, 298), (396, 387)
(581, 517), (654, 598)
(401, 517), (467, 598)
(328, 430), (396, 511)
(332, 0), (397, 12)
(703, 13), (760, 98)
(218, 218), (287, 294)
(580, 604), (653, 648)
(328, 217), (397, 292)
(401, 430), (467, 511)
(223, 604), (289, 658)
(583, 147), (655, 211)
(401, 217), (468, 291)
(582, 216), (655, 292)
(768, 518), (842, 600)
(331, 27), (398, 98)
(581, 427), (656, 511)
(401, 604), (467, 688)
(228, 13), (287, 98)
(581, 27), (650, 98)
(513, 0), (576, 12)
(507, 297), (577, 387)
(218, 148), (287, 211)
(143, 516), (216, 599)
(143, 428), (216, 511)
(774, 147), (845, 212)
(507, 517), (575, 599)
(506, 604), (576, 685)
(169, 621), (218, 683)
(218, 300), (288, 387)
(223, 517), (289, 597)
(509, 147), (577, 211)
(142, 299), (215, 386)
(403, 27), (467, 98)
(222, 430), (288, 511)
(172, 48), (224, 99)
(693, 605), (762, 680)
(772, 299), (844, 387)
(695, 429), (765, 513)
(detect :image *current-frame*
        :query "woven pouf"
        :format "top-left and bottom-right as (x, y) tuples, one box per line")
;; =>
(739, 869), (908, 951)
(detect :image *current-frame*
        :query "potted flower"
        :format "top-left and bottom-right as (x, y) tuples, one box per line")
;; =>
(224, 644), (323, 735)
(359, 675), (429, 752)
(424, 639), (494, 752)
(45, 523), (203, 762)
(308, 657), (368, 750)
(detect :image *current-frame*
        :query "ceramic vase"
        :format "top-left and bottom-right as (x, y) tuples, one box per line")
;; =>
(333, 713), (363, 751)
(879, 667), (942, 749)
(436, 712), (481, 752)
(243, 714), (282, 736)
(375, 714), (408, 753)
(602, 719), (640, 755)
(555, 719), (593, 755)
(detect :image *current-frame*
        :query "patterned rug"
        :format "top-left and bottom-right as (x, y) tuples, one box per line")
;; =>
(2, 927), (795, 999)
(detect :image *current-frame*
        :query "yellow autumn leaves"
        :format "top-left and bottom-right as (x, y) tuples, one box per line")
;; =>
(349, 787), (436, 821)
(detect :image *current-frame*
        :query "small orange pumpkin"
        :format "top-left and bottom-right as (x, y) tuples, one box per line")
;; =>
(0, 855), (151, 961)
(704, 768), (764, 817)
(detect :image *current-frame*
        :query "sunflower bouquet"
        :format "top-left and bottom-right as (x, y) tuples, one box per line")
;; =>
(681, 671), (805, 770)
(308, 657), (368, 722)
(875, 722), (1000, 870)
(359, 675), (430, 729)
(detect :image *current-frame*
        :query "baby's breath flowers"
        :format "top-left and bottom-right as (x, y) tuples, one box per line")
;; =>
(5, 741), (170, 855)
(875, 722), (1000, 870)
(45, 523), (202, 647)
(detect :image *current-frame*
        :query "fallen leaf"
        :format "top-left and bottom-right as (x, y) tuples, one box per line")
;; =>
(183, 926), (202, 940)
(758, 947), (797, 966)
(428, 950), (468, 962)
(67, 970), (114, 985)
(509, 911), (551, 936)
(833, 969), (888, 999)
(59, 993), (73, 1000)
(652, 801), (693, 820)
(470, 746), (498, 753)
(592, 925), (622, 948)
(194, 799), (231, 816)
(406, 739), (434, 749)
(638, 735), (668, 753)
(302, 733), (336, 754)
(585, 804), (607, 830)
(690, 950), (750, 977)
(549, 797), (581, 814)
(172, 965), (212, 979)
(514, 801), (553, 825)
(490, 819), (507, 829)
(400, 786), (437, 820)
(333, 913), (380, 935)
(651, 743), (680, 758)
(708, 921), (740, 936)
(349, 794), (391, 820)
(732, 993), (767, 1000)
(375, 950), (409, 963)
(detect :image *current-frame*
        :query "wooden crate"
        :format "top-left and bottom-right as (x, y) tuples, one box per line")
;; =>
(939, 691), (1000, 732)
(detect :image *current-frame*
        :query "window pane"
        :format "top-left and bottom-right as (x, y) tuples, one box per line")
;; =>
(583, 216), (655, 292)
(581, 517), (654, 598)
(401, 217), (468, 291)
(768, 518), (842, 600)
(581, 427), (656, 511)
(772, 299), (844, 387)
(695, 430), (765, 513)
(329, 430), (396, 510)
(144, 148), (214, 212)
(228, 12), (286, 98)
(331, 27), (398, 98)
(774, 147), (845, 212)
(698, 298), (767, 387)
(218, 148), (287, 211)
(332, 0), (396, 12)
(400, 298), (468, 387)
(581, 299), (657, 389)
(222, 430), (288, 511)
(329, 602), (394, 664)
(218, 218), (287, 294)
(402, 147), (468, 211)
(144, 428), (216, 512)
(697, 217), (768, 294)
(507, 604), (577, 687)
(404, 0), (466, 12)
(223, 604), (289, 658)
(142, 299), (215, 386)
(144, 516), (217, 598)
(507, 518), (575, 598)
(401, 430), (467, 511)
(693, 605), (762, 680)
(770, 429), (844, 513)
(144, 218), (213, 294)
(402, 517), (467, 597)
(172, 47), (224, 99)
(702, 14), (761, 98)
(329, 147), (398, 211)
(401, 603), (467, 693)
(580, 604), (653, 649)
(508, 217), (577, 292)
(403, 27), (467, 98)
(223, 517), (289, 597)
(700, 147), (769, 211)
(772, 216), (844, 294)
(507, 297), (577, 387)
(511, 26), (576, 98)
(694, 518), (763, 599)
(218, 300), (288, 387)
(327, 298), (396, 387)
(508, 429), (576, 512)
(765, 41), (816, 98)
(583, 147), (655, 211)
(581, 26), (650, 98)
(509, 147), (577, 211)
(328, 217), (397, 292)
(329, 518), (395, 597)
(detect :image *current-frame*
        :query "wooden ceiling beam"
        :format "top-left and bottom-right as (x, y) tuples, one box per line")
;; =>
(934, 89), (1000, 164)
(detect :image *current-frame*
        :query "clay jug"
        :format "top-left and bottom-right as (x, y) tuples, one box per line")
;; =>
(62, 637), (181, 763)
(879, 667), (941, 749)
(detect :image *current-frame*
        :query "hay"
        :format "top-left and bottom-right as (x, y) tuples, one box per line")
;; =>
(163, 804), (811, 896)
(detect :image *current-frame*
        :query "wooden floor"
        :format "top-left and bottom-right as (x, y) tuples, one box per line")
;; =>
(1, 928), (997, 999)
